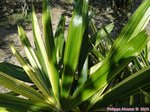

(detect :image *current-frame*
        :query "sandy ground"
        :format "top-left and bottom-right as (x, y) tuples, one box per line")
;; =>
(0, 7), (66, 64)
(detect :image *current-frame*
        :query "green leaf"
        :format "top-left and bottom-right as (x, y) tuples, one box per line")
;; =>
(18, 25), (47, 80)
(61, 0), (89, 102)
(10, 45), (55, 104)
(0, 71), (45, 103)
(42, 0), (57, 64)
(67, 0), (150, 109)
(0, 93), (57, 112)
(113, 0), (150, 50)
(91, 66), (150, 110)
(89, 19), (98, 35)
(18, 26), (52, 98)
(112, 30), (148, 64)
(89, 23), (114, 61)
(0, 63), (31, 83)
(78, 57), (88, 89)
(68, 57), (133, 110)
(92, 23), (114, 46)
(89, 22), (114, 44)
(91, 45), (105, 61)
(54, 14), (65, 62)
(86, 85), (108, 111)
(89, 61), (102, 74)
(77, 27), (89, 86)
(139, 88), (150, 98)
(129, 7), (150, 41)
(32, 5), (60, 106)
(32, 6), (48, 78)
(72, 29), (148, 109)
(0, 107), (8, 112)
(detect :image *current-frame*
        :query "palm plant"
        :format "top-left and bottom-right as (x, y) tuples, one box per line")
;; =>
(0, 0), (150, 111)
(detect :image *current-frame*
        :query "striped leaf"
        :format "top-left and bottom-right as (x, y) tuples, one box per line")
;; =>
(0, 71), (45, 103)
(54, 14), (65, 62)
(90, 23), (114, 46)
(69, 31), (148, 110)
(0, 63), (31, 83)
(32, 4), (60, 106)
(61, 0), (89, 102)
(0, 93), (57, 112)
(91, 66), (150, 110)
(113, 0), (150, 50)
(10, 45), (55, 105)
(42, 0), (57, 64)
(112, 30), (148, 64)
(68, 0), (150, 109)
(17, 26), (57, 104)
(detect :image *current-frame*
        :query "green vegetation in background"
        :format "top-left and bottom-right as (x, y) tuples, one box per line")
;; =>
(0, 12), (32, 28)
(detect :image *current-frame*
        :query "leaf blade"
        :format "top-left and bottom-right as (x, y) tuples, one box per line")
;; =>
(0, 93), (57, 112)
(32, 5), (60, 106)
(10, 45), (55, 105)
(92, 66), (150, 109)
(0, 71), (45, 103)
(68, 0), (150, 109)
(61, 0), (89, 101)
(42, 0), (56, 64)
(0, 62), (31, 83)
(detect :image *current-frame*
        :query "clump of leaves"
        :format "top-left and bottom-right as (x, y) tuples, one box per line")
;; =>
(0, 0), (150, 111)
